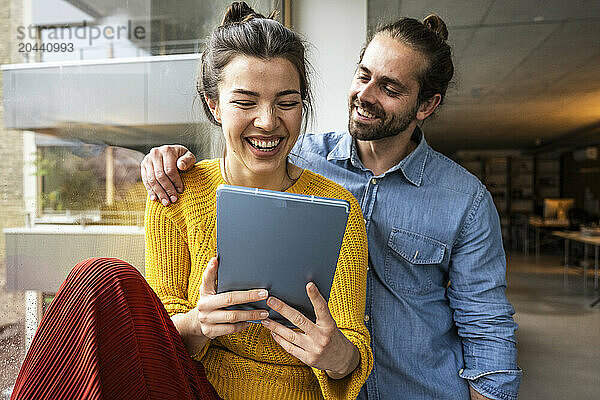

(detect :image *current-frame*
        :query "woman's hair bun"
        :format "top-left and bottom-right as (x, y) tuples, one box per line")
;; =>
(423, 14), (448, 41)
(221, 2), (266, 26)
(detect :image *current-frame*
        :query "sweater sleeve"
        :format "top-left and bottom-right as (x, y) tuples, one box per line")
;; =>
(312, 196), (373, 400)
(144, 198), (194, 316)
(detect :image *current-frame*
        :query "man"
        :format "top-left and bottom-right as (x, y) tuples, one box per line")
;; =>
(141, 16), (521, 400)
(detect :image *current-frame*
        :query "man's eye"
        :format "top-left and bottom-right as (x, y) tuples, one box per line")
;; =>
(358, 75), (370, 82)
(383, 86), (399, 96)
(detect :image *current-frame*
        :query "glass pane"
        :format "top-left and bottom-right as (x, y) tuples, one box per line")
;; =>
(0, 0), (279, 395)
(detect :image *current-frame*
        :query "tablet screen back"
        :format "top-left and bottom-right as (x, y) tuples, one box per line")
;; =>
(216, 184), (350, 327)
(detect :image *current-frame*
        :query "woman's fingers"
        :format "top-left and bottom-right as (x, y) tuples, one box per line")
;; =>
(196, 257), (270, 342)
(199, 258), (269, 306)
(199, 258), (219, 296)
(265, 297), (315, 335)
(261, 318), (312, 350)
(200, 288), (268, 310)
(305, 282), (335, 325)
(261, 292), (346, 372)
(270, 330), (311, 363)
(201, 321), (251, 340)
(201, 309), (269, 324)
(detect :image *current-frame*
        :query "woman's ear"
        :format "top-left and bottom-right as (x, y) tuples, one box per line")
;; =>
(205, 94), (221, 123)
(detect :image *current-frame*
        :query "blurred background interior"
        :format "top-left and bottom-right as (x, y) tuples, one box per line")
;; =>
(1, 1), (599, 398)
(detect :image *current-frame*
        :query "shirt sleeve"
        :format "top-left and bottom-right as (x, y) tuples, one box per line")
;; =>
(144, 197), (195, 316)
(447, 184), (522, 400)
(312, 196), (374, 400)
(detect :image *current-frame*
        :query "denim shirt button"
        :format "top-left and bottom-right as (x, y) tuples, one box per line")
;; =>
(459, 368), (464, 374)
(364, 314), (370, 322)
(371, 178), (377, 185)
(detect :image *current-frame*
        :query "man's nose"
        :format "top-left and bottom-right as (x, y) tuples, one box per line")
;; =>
(254, 106), (278, 131)
(356, 81), (378, 105)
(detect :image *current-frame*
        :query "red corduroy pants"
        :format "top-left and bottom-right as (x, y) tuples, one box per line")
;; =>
(11, 257), (219, 400)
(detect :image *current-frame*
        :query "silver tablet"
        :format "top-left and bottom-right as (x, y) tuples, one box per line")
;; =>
(215, 184), (350, 327)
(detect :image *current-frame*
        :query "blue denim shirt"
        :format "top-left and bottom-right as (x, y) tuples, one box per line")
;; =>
(292, 128), (521, 400)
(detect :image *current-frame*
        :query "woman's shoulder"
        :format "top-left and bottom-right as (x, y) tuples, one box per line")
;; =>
(164, 158), (222, 216)
(181, 158), (221, 185)
(178, 158), (223, 195)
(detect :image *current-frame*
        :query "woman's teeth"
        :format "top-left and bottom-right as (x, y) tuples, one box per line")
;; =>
(357, 107), (377, 119)
(248, 137), (282, 151)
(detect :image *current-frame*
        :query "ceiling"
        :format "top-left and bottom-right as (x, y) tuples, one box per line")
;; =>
(26, 0), (600, 155)
(369, 0), (600, 153)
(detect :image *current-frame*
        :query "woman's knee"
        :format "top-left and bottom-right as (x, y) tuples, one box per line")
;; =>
(69, 257), (142, 287)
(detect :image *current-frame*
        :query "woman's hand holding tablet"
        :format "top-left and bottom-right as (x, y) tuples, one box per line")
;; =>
(182, 257), (361, 380)
(174, 257), (270, 355)
(261, 282), (361, 379)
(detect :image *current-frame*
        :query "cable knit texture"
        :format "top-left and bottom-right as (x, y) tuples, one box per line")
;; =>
(145, 158), (372, 400)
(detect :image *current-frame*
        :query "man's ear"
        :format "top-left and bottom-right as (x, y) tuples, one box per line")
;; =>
(416, 94), (441, 121)
(205, 94), (221, 123)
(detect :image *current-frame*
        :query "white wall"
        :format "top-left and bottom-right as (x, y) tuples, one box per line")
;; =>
(292, 0), (367, 134)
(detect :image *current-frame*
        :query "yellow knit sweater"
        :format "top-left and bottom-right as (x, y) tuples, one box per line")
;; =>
(145, 159), (372, 400)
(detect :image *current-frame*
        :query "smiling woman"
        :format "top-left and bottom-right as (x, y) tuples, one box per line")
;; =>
(10, 3), (370, 400)
(143, 2), (373, 400)
(206, 55), (304, 190)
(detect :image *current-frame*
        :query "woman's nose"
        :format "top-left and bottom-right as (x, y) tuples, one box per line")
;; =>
(254, 107), (279, 132)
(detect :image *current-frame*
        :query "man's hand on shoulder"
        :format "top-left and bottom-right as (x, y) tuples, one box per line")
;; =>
(140, 145), (196, 206)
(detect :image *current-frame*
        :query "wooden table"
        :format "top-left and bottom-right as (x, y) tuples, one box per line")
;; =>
(528, 218), (570, 259)
(552, 231), (600, 299)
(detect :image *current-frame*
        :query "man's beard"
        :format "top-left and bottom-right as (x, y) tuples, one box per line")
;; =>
(348, 97), (419, 141)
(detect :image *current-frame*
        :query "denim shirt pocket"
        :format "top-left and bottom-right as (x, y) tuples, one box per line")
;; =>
(384, 228), (446, 295)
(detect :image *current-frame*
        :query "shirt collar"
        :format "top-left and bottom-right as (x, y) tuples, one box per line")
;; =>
(326, 127), (429, 186)
(326, 132), (353, 162)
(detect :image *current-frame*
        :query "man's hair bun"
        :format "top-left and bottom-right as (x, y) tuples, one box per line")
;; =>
(423, 14), (448, 41)
(221, 1), (265, 26)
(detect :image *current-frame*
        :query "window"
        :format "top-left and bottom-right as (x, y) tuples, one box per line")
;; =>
(0, 0), (279, 393)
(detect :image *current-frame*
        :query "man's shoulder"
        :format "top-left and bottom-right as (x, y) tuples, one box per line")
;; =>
(304, 169), (358, 203)
(302, 170), (363, 221)
(423, 147), (485, 197)
(297, 131), (348, 156)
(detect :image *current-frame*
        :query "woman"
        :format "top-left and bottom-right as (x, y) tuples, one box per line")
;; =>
(144, 2), (372, 400)
(11, 3), (371, 400)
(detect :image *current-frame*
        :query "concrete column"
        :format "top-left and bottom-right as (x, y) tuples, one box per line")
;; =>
(282, 0), (292, 27)
(22, 131), (37, 221)
(105, 146), (114, 206)
(24, 290), (42, 351)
